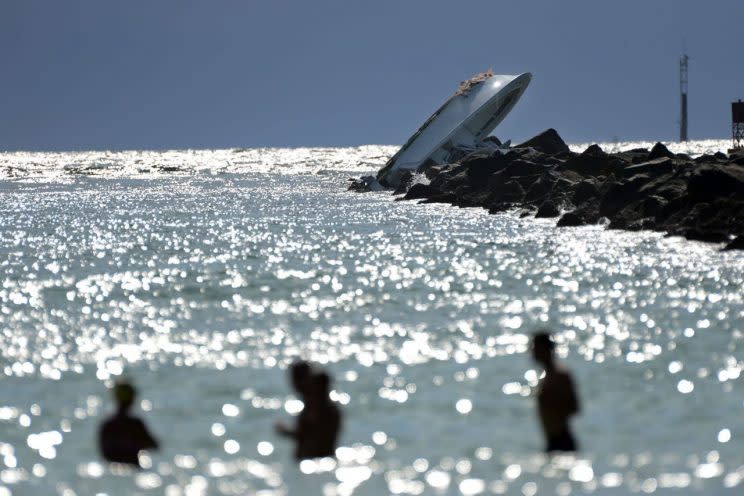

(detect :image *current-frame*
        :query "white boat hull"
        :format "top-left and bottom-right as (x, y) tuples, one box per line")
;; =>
(379, 72), (532, 186)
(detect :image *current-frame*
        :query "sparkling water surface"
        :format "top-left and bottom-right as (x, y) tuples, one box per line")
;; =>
(1, 140), (743, 495)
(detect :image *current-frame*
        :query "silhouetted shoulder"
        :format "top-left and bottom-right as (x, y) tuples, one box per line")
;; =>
(99, 414), (158, 465)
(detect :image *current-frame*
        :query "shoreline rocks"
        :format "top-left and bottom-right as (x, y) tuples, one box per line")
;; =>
(350, 129), (744, 250)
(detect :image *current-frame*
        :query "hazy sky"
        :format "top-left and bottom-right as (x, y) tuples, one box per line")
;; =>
(2, 1), (743, 150)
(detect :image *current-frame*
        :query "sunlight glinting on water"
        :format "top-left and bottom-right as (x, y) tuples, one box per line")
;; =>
(0, 139), (743, 495)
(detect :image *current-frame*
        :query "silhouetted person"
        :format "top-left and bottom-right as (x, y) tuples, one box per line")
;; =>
(531, 332), (580, 452)
(276, 367), (342, 460)
(99, 381), (159, 467)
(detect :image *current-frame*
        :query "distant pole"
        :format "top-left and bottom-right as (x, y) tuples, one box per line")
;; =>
(733, 100), (744, 150)
(680, 54), (689, 142)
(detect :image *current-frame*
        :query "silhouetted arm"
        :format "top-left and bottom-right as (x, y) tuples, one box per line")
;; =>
(564, 373), (580, 416)
(275, 421), (299, 439)
(274, 422), (303, 440)
(136, 419), (159, 450)
(98, 422), (114, 461)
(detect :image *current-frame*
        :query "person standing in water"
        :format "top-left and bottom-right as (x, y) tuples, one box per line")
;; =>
(99, 380), (159, 467)
(276, 364), (342, 460)
(531, 331), (581, 452)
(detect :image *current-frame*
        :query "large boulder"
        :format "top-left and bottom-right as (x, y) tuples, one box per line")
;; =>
(535, 200), (561, 218)
(572, 179), (601, 205)
(616, 147), (651, 164)
(514, 128), (570, 155)
(420, 193), (459, 204)
(557, 201), (601, 227)
(622, 157), (676, 177)
(582, 144), (605, 156)
(424, 164), (452, 180)
(599, 175), (651, 216)
(459, 150), (511, 182)
(486, 179), (526, 203)
(392, 171), (415, 195)
(723, 234), (744, 251)
(557, 144), (624, 178)
(401, 183), (440, 201)
(687, 165), (744, 200)
(671, 227), (731, 243)
(502, 159), (552, 178)
(524, 173), (556, 202)
(453, 185), (491, 207)
(648, 142), (675, 161)
(641, 195), (670, 219)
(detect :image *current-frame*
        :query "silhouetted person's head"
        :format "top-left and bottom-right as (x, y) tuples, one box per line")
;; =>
(113, 381), (136, 413)
(532, 331), (555, 367)
(290, 360), (312, 397)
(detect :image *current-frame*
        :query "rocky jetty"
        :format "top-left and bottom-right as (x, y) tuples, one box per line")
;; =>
(350, 129), (744, 249)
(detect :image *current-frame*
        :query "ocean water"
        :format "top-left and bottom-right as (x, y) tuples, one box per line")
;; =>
(0, 139), (743, 496)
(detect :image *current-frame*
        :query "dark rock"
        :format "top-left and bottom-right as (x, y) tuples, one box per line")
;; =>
(642, 195), (669, 219)
(557, 201), (601, 227)
(582, 144), (605, 156)
(552, 150), (576, 161)
(672, 228), (731, 243)
(557, 145), (624, 177)
(637, 170), (687, 201)
(518, 207), (536, 218)
(694, 154), (723, 164)
(375, 127), (742, 246)
(535, 200), (561, 218)
(572, 179), (601, 205)
(503, 159), (551, 178)
(392, 171), (415, 195)
(504, 173), (542, 192)
(401, 183), (440, 201)
(348, 175), (385, 192)
(556, 169), (585, 185)
(488, 202), (519, 214)
(696, 198), (744, 233)
(430, 168), (468, 191)
(607, 199), (653, 230)
(557, 212), (583, 227)
(687, 165), (744, 200)
(552, 176), (579, 196)
(453, 185), (491, 207)
(424, 164), (451, 180)
(514, 128), (570, 155)
(420, 193), (458, 204)
(623, 157), (676, 176)
(599, 175), (650, 216)
(486, 179), (525, 203)
(459, 150), (510, 182)
(723, 235), (744, 250)
(616, 148), (650, 164)
(648, 142), (675, 161)
(524, 173), (556, 202)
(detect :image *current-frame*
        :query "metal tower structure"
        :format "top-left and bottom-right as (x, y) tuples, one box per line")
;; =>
(733, 100), (744, 150)
(679, 54), (689, 142)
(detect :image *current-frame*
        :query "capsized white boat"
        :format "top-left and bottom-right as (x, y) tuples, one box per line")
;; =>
(378, 70), (532, 187)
